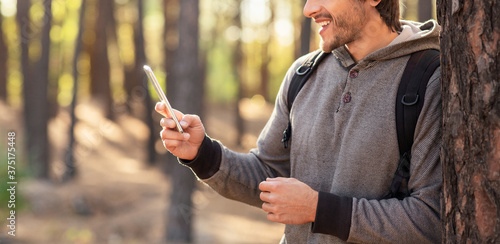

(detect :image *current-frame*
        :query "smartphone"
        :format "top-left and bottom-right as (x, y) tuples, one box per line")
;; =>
(143, 65), (184, 134)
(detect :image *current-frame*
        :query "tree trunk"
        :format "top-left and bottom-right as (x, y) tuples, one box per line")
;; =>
(418, 0), (434, 22)
(0, 12), (7, 102)
(233, 0), (244, 147)
(165, 0), (201, 242)
(299, 0), (312, 58)
(132, 0), (156, 165)
(63, 0), (86, 182)
(89, 0), (113, 119)
(296, 0), (311, 58)
(260, 42), (270, 101)
(36, 0), (52, 179)
(438, 0), (500, 242)
(165, 0), (180, 107)
(160, 0), (179, 175)
(124, 0), (141, 116)
(300, 17), (312, 56)
(17, 0), (51, 178)
(260, 0), (275, 102)
(17, 1), (32, 132)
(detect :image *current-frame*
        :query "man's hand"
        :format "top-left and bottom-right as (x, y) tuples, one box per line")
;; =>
(259, 177), (318, 225)
(155, 102), (206, 160)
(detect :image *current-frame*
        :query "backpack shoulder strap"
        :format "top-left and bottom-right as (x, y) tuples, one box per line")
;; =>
(287, 50), (328, 112)
(396, 49), (440, 156)
(386, 49), (440, 199)
(282, 50), (328, 148)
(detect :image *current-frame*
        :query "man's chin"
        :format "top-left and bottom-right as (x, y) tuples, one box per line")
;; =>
(320, 40), (337, 53)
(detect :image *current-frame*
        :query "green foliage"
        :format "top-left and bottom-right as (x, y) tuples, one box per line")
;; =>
(206, 43), (238, 103)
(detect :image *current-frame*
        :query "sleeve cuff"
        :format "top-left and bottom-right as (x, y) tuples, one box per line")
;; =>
(311, 191), (353, 241)
(179, 135), (222, 180)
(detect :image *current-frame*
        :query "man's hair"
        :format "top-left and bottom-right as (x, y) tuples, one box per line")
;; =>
(373, 0), (402, 32)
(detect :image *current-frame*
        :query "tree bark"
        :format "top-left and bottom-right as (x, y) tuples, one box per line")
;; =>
(165, 0), (201, 242)
(438, 0), (500, 242)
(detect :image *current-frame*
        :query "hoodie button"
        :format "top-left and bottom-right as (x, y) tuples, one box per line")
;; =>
(343, 92), (352, 103)
(349, 70), (358, 78)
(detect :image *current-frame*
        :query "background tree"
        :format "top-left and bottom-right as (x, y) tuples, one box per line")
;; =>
(259, 0), (275, 101)
(36, 0), (52, 178)
(418, 0), (434, 22)
(89, 0), (113, 119)
(162, 0), (180, 174)
(63, 0), (86, 182)
(134, 0), (156, 165)
(165, 0), (202, 242)
(124, 0), (145, 116)
(0, 12), (7, 102)
(17, 0), (51, 178)
(164, 0), (179, 98)
(438, 0), (500, 242)
(298, 0), (311, 57)
(233, 0), (244, 147)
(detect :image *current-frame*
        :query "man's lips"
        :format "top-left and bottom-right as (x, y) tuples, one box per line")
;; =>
(316, 20), (332, 28)
(314, 18), (332, 35)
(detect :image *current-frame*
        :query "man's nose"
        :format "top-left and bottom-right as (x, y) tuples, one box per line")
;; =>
(303, 0), (320, 18)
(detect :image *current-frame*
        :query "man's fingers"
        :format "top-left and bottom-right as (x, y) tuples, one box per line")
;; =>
(262, 201), (274, 213)
(160, 128), (189, 141)
(160, 118), (177, 130)
(155, 102), (185, 120)
(260, 191), (272, 202)
(259, 181), (273, 192)
(266, 212), (280, 223)
(160, 113), (200, 131)
(162, 137), (184, 149)
(155, 102), (168, 117)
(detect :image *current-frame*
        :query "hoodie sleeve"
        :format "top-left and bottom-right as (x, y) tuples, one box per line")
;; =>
(178, 57), (309, 207)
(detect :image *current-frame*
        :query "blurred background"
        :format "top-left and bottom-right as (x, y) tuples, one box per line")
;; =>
(0, 0), (435, 243)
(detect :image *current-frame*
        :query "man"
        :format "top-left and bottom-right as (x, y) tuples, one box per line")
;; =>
(156, 0), (442, 242)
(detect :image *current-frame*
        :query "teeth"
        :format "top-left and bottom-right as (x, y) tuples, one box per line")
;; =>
(318, 21), (331, 27)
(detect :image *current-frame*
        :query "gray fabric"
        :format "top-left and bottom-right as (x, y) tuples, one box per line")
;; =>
(202, 20), (442, 243)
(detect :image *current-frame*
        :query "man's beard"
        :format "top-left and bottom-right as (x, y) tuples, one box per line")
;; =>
(319, 6), (366, 53)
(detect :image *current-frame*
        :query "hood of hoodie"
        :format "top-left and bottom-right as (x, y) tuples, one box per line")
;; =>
(333, 20), (440, 68)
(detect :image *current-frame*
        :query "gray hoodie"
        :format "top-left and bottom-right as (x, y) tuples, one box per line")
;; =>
(183, 20), (442, 243)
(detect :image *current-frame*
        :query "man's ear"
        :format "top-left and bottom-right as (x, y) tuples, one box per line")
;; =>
(370, 0), (381, 7)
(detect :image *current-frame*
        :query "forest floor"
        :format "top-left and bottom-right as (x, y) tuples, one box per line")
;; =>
(0, 97), (284, 244)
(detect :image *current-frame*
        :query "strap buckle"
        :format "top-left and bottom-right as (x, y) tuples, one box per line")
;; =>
(401, 94), (419, 106)
(295, 65), (311, 76)
(281, 122), (292, 148)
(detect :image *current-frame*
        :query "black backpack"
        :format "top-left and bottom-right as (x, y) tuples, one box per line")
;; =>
(281, 49), (440, 200)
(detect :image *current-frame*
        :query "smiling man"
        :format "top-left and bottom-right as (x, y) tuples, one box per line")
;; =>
(156, 0), (442, 243)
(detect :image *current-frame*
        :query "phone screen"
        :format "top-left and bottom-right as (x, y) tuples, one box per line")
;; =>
(143, 65), (184, 133)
